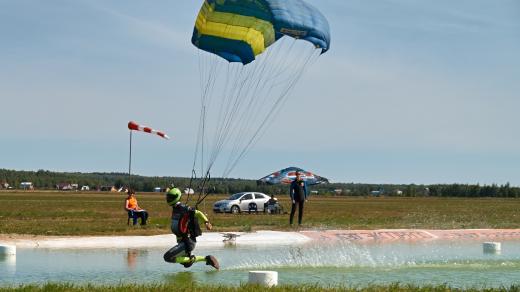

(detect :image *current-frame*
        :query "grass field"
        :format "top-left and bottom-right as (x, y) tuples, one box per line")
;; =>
(0, 283), (519, 292)
(0, 191), (519, 236)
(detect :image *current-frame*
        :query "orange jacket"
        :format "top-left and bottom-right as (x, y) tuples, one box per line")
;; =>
(126, 197), (138, 210)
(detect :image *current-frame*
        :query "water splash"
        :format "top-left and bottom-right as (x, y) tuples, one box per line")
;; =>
(223, 241), (520, 270)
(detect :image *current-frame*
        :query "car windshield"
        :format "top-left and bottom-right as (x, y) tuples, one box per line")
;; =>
(228, 193), (244, 200)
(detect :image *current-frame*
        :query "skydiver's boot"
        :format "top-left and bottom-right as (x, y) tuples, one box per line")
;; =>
(184, 255), (196, 268)
(205, 255), (220, 270)
(175, 255), (195, 268)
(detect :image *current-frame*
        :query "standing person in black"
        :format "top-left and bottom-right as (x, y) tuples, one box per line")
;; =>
(289, 171), (308, 225)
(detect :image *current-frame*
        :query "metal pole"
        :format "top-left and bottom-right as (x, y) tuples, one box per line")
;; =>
(128, 130), (133, 187)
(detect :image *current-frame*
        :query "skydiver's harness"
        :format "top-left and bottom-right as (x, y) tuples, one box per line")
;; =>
(171, 203), (202, 242)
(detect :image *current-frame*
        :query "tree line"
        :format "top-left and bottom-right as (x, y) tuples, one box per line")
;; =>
(1, 168), (519, 198)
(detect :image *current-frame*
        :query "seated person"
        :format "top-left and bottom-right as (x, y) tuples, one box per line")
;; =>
(125, 188), (148, 225)
(265, 194), (281, 214)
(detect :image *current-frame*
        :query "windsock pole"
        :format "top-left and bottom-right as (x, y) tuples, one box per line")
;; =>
(126, 121), (169, 188)
(128, 130), (133, 187)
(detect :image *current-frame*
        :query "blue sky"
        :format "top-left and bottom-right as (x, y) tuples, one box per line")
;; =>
(1, 0), (519, 184)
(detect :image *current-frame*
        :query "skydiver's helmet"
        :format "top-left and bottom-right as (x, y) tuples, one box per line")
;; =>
(166, 188), (182, 206)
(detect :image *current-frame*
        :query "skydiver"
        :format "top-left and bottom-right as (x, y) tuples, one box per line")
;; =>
(289, 171), (308, 226)
(163, 186), (219, 270)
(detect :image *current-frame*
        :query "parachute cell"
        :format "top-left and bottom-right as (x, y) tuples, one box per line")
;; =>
(192, 0), (331, 64)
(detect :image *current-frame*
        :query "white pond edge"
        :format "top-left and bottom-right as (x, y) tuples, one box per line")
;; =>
(0, 231), (310, 249)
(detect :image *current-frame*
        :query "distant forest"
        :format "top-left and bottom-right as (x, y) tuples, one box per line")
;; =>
(1, 168), (519, 198)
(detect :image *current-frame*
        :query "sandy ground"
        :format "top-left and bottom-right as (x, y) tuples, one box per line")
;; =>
(1, 229), (520, 249)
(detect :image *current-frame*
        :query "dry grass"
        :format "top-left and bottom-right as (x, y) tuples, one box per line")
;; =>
(0, 191), (519, 236)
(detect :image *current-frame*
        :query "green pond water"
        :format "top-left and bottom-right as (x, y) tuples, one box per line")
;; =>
(1, 240), (519, 288)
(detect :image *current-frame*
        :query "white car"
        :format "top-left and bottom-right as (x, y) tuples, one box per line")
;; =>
(213, 192), (270, 214)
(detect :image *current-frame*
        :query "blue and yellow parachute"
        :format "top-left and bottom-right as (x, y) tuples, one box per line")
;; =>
(192, 0), (331, 64)
(187, 0), (331, 188)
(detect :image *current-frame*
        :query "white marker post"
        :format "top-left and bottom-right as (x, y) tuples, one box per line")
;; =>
(248, 271), (278, 287)
(0, 245), (16, 256)
(483, 242), (501, 254)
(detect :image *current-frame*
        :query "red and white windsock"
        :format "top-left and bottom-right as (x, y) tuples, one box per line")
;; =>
(128, 121), (170, 140)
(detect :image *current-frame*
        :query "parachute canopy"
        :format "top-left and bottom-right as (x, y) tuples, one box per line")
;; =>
(192, 0), (331, 64)
(187, 0), (330, 202)
(257, 167), (329, 186)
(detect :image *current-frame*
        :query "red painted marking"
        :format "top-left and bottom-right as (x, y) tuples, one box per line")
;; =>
(300, 229), (520, 243)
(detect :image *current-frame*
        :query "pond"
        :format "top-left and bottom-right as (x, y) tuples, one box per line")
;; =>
(1, 240), (520, 288)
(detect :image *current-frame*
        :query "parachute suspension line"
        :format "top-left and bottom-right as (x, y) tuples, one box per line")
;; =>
(257, 46), (321, 137)
(208, 64), (244, 169)
(200, 54), (220, 174)
(191, 42), (324, 205)
(265, 38), (298, 81)
(259, 45), (321, 130)
(206, 65), (247, 173)
(204, 15), (247, 176)
(216, 51), (273, 155)
(222, 45), (281, 174)
(195, 171), (211, 208)
(188, 0), (331, 206)
(185, 169), (197, 205)
(223, 44), (321, 177)
(194, 59), (254, 201)
(186, 50), (206, 205)
(221, 41), (318, 176)
(187, 51), (221, 205)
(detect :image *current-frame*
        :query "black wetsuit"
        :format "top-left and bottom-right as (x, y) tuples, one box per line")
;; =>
(163, 203), (203, 267)
(290, 180), (307, 225)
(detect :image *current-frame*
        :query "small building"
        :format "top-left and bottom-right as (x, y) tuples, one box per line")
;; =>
(56, 183), (73, 191)
(395, 190), (403, 195)
(81, 185), (90, 191)
(20, 182), (34, 190)
(0, 182), (9, 189)
(310, 190), (319, 195)
(333, 189), (342, 195)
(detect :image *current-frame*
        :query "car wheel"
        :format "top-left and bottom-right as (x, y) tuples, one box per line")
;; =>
(231, 205), (240, 214)
(248, 202), (257, 213)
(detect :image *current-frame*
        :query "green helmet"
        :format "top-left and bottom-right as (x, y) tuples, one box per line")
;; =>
(166, 188), (182, 206)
